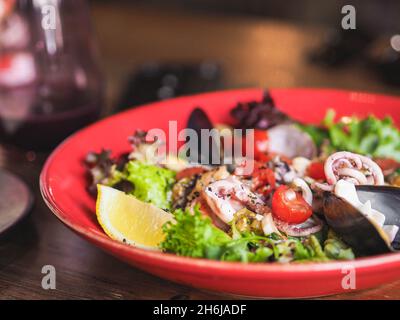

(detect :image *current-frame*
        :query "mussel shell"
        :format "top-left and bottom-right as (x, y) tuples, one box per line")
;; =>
(186, 108), (217, 164)
(187, 108), (214, 132)
(356, 185), (400, 249)
(323, 191), (393, 257)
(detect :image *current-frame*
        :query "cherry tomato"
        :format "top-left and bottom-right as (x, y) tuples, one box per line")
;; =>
(272, 185), (312, 224)
(375, 158), (400, 176)
(176, 167), (206, 180)
(1, 1), (15, 18)
(0, 54), (12, 70)
(252, 167), (276, 196)
(242, 130), (269, 159)
(255, 152), (271, 163)
(254, 130), (269, 153)
(307, 161), (326, 181)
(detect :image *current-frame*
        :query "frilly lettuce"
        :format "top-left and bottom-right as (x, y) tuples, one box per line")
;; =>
(160, 206), (354, 263)
(299, 109), (400, 161)
(124, 161), (176, 210)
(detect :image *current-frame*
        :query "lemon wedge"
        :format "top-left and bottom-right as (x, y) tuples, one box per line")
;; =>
(96, 185), (174, 249)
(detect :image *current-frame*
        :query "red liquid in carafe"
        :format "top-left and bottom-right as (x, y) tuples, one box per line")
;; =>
(0, 83), (102, 150)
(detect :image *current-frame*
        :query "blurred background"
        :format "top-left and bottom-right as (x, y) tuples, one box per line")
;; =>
(88, 0), (400, 113)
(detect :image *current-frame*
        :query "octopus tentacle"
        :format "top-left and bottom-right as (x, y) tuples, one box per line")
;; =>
(319, 151), (384, 190)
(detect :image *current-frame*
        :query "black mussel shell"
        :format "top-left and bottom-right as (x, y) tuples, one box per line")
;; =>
(356, 185), (400, 250)
(186, 107), (219, 165)
(323, 191), (393, 257)
(187, 108), (214, 133)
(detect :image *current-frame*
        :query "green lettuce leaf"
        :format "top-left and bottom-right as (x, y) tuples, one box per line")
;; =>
(160, 207), (354, 263)
(124, 161), (176, 210)
(298, 109), (400, 161)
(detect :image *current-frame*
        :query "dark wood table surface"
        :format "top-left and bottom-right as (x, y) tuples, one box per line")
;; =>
(1, 3), (399, 300)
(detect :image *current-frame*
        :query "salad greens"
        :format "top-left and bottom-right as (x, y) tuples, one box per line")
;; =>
(124, 161), (175, 210)
(297, 124), (329, 148)
(160, 206), (231, 259)
(160, 206), (354, 263)
(323, 230), (355, 260)
(92, 158), (176, 210)
(299, 109), (400, 161)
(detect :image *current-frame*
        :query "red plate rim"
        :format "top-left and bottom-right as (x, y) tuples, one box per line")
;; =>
(40, 87), (400, 278)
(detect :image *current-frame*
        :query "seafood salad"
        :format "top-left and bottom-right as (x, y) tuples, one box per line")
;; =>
(86, 92), (400, 263)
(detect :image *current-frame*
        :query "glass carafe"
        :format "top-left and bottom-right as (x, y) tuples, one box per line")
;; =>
(0, 0), (104, 149)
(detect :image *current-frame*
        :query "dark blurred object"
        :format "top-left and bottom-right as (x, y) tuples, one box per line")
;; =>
(186, 107), (215, 164)
(230, 91), (289, 129)
(0, 0), (104, 150)
(116, 62), (223, 110)
(0, 168), (32, 236)
(308, 28), (374, 67)
(309, 27), (400, 87)
(370, 34), (400, 86)
(94, 0), (400, 35)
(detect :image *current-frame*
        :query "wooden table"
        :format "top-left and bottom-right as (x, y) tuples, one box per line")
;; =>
(0, 3), (399, 300)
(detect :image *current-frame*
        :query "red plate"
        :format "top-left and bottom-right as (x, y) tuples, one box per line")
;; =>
(40, 88), (400, 298)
